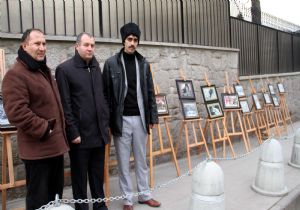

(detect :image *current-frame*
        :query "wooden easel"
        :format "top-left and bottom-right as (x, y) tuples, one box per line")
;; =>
(1, 130), (26, 210)
(277, 77), (294, 132)
(148, 67), (180, 187)
(249, 79), (270, 140)
(203, 73), (235, 158)
(176, 69), (210, 172)
(223, 73), (250, 152)
(262, 79), (281, 137)
(236, 78), (262, 145)
(0, 48), (6, 81)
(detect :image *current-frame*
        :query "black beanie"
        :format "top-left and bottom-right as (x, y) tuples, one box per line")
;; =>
(120, 22), (141, 43)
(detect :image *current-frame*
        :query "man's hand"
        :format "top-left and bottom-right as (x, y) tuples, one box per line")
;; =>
(72, 136), (81, 144)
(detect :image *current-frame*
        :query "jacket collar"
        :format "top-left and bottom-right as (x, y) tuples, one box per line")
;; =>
(117, 48), (144, 62)
(73, 50), (99, 68)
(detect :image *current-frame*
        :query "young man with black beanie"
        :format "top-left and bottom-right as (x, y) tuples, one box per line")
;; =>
(103, 23), (161, 210)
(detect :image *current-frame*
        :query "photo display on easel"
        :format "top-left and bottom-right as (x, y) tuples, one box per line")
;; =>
(221, 93), (240, 109)
(268, 84), (276, 95)
(240, 99), (251, 114)
(155, 93), (169, 116)
(252, 94), (262, 110)
(176, 79), (199, 120)
(271, 94), (280, 107)
(201, 85), (224, 119)
(233, 84), (246, 98)
(0, 95), (16, 131)
(277, 83), (285, 93)
(263, 92), (272, 105)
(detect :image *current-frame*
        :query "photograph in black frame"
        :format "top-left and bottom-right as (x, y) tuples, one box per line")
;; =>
(176, 79), (195, 100)
(277, 83), (285, 93)
(233, 84), (246, 98)
(271, 94), (280, 107)
(240, 100), (251, 114)
(268, 84), (276, 94)
(221, 93), (240, 109)
(252, 94), (262, 110)
(206, 102), (223, 119)
(201, 85), (218, 102)
(0, 96), (16, 131)
(263, 93), (272, 105)
(181, 100), (199, 120)
(155, 94), (169, 116)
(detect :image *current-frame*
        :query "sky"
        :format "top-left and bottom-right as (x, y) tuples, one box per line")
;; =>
(259, 0), (300, 26)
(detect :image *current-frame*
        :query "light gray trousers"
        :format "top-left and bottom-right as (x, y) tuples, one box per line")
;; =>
(114, 116), (152, 205)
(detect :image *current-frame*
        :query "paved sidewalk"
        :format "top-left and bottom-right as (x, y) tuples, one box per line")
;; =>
(7, 121), (300, 210)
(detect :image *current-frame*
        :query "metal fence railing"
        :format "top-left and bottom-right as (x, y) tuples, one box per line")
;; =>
(1, 0), (300, 75)
(231, 17), (300, 75)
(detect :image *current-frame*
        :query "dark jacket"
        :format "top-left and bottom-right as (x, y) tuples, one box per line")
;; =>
(102, 48), (158, 137)
(2, 59), (69, 160)
(55, 52), (109, 149)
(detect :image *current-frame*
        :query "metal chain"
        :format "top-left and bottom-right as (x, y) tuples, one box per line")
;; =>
(36, 131), (296, 210)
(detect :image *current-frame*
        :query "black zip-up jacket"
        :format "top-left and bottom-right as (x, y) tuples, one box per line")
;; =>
(102, 48), (158, 137)
(55, 51), (109, 149)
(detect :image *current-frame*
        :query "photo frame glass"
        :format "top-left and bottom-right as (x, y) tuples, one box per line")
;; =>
(268, 84), (276, 94)
(0, 96), (15, 131)
(277, 83), (285, 93)
(206, 102), (224, 119)
(176, 80), (195, 100)
(234, 84), (246, 98)
(263, 93), (272, 104)
(181, 100), (199, 120)
(201, 85), (218, 102)
(252, 94), (262, 110)
(271, 94), (280, 107)
(221, 93), (240, 109)
(240, 100), (251, 114)
(155, 94), (169, 116)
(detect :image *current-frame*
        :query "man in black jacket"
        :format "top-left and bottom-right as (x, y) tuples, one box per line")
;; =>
(56, 33), (109, 210)
(103, 23), (160, 210)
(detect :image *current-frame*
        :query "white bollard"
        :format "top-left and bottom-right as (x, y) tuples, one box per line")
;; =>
(188, 160), (225, 210)
(289, 128), (300, 168)
(251, 138), (288, 196)
(44, 195), (75, 210)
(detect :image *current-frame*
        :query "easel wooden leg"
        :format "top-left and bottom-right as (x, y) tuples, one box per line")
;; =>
(197, 121), (210, 156)
(164, 120), (181, 177)
(184, 123), (192, 171)
(1, 137), (8, 210)
(209, 121), (217, 158)
(222, 119), (235, 158)
(237, 112), (250, 152)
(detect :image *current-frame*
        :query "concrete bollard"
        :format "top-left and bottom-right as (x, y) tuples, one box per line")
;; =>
(44, 195), (75, 210)
(188, 160), (225, 210)
(252, 138), (288, 196)
(289, 128), (300, 168)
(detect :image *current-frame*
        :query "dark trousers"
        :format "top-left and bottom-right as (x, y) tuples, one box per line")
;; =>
(69, 147), (107, 210)
(23, 155), (64, 210)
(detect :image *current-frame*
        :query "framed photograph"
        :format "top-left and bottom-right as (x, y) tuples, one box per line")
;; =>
(252, 94), (262, 110)
(206, 102), (224, 119)
(277, 83), (285, 93)
(263, 93), (272, 105)
(201, 85), (219, 103)
(155, 94), (169, 116)
(240, 100), (251, 114)
(176, 80), (195, 100)
(181, 100), (199, 120)
(268, 84), (276, 94)
(0, 96), (16, 131)
(233, 84), (246, 98)
(271, 94), (280, 107)
(221, 93), (240, 109)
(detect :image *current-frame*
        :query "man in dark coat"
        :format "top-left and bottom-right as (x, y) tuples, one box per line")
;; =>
(103, 23), (160, 210)
(2, 28), (69, 210)
(56, 32), (109, 210)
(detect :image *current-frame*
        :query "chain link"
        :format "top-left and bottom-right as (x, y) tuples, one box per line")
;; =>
(36, 131), (295, 210)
